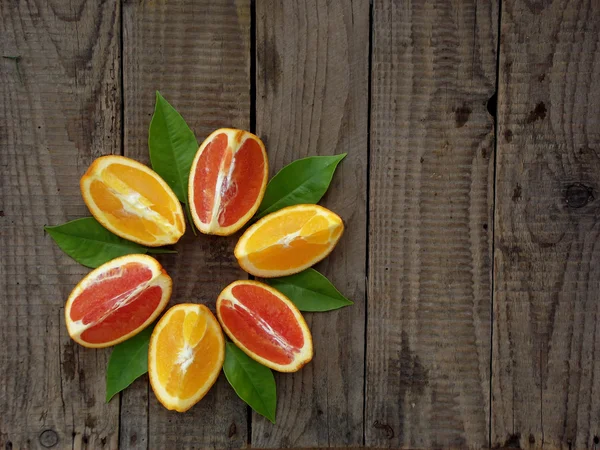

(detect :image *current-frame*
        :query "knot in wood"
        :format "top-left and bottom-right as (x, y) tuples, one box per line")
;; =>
(565, 183), (594, 208)
(39, 430), (58, 448)
(372, 420), (394, 439)
(228, 422), (237, 438)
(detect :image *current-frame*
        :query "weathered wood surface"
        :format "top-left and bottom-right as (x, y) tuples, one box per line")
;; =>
(253, 0), (369, 447)
(492, 0), (600, 449)
(0, 0), (121, 449)
(120, 0), (251, 448)
(3, 0), (600, 448)
(366, 0), (498, 448)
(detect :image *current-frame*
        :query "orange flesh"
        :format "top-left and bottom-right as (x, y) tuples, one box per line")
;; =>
(193, 133), (228, 225)
(88, 183), (163, 244)
(219, 284), (304, 365)
(86, 163), (183, 244)
(105, 164), (178, 224)
(218, 139), (265, 226)
(80, 286), (162, 344)
(247, 241), (333, 271)
(192, 133), (266, 227)
(244, 211), (340, 271)
(70, 262), (162, 344)
(154, 309), (223, 398)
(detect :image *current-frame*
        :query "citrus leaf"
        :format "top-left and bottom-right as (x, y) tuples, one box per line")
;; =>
(223, 342), (276, 423)
(148, 91), (198, 205)
(264, 268), (353, 312)
(255, 154), (346, 219)
(105, 325), (154, 402)
(45, 217), (174, 268)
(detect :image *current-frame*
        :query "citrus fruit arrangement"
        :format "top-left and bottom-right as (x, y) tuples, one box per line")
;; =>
(46, 92), (351, 422)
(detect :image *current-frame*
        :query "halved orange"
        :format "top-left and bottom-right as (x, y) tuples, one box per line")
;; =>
(65, 254), (172, 348)
(148, 304), (225, 412)
(188, 128), (268, 236)
(234, 204), (344, 278)
(216, 280), (313, 372)
(81, 155), (185, 247)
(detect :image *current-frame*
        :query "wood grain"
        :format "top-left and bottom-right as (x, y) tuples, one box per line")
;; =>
(492, 1), (600, 448)
(121, 1), (251, 448)
(0, 0), (121, 448)
(253, 1), (369, 447)
(366, 0), (498, 448)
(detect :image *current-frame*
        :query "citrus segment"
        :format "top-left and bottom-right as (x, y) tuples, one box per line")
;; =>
(189, 129), (268, 235)
(149, 304), (225, 412)
(81, 155), (185, 246)
(216, 280), (313, 372)
(65, 254), (172, 348)
(234, 204), (344, 278)
(80, 286), (163, 344)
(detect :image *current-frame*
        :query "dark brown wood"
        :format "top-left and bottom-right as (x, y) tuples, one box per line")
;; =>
(366, 0), (498, 448)
(492, 1), (600, 449)
(121, 0), (251, 448)
(0, 0), (121, 448)
(253, 1), (369, 447)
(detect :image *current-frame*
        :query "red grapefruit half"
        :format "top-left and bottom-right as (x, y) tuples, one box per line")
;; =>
(216, 280), (313, 372)
(65, 254), (172, 348)
(188, 129), (268, 236)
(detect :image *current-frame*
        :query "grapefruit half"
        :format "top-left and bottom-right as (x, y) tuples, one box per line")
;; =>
(216, 280), (313, 372)
(65, 254), (172, 348)
(188, 128), (268, 235)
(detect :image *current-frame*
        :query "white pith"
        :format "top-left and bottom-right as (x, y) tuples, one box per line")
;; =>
(176, 344), (195, 372)
(175, 316), (208, 373)
(206, 134), (245, 232)
(107, 186), (179, 236)
(278, 230), (300, 248)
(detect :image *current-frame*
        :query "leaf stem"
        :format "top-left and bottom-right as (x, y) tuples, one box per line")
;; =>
(184, 202), (197, 236)
(147, 248), (177, 254)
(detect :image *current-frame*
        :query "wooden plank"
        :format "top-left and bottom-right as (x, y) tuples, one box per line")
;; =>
(252, 1), (369, 447)
(492, 1), (600, 448)
(366, 0), (498, 448)
(121, 1), (251, 448)
(0, 1), (121, 448)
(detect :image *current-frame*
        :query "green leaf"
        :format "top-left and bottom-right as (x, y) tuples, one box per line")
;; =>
(264, 268), (353, 312)
(255, 154), (346, 219)
(105, 325), (154, 402)
(148, 91), (198, 205)
(45, 217), (174, 268)
(223, 342), (276, 423)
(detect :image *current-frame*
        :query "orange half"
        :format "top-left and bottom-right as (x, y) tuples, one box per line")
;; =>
(188, 129), (268, 235)
(81, 155), (185, 246)
(234, 204), (344, 278)
(149, 304), (225, 412)
(216, 280), (313, 372)
(65, 254), (172, 348)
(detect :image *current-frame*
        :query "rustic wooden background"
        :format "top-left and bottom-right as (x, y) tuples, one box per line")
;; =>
(1, 0), (599, 449)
